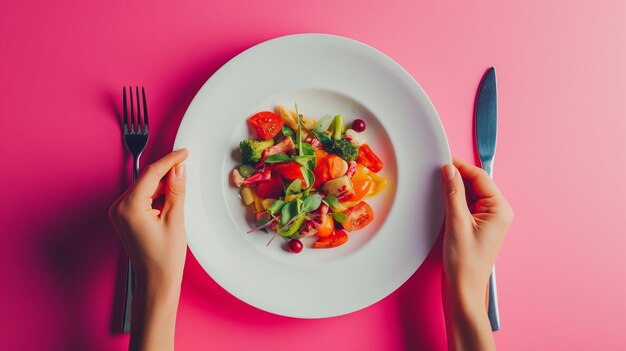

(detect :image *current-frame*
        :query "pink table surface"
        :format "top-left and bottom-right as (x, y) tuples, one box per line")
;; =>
(2, 1), (625, 350)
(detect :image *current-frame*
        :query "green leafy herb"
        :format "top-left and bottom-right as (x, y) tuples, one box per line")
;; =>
(285, 179), (301, 196)
(301, 194), (322, 213)
(292, 155), (315, 168)
(238, 164), (255, 178)
(332, 212), (348, 223)
(314, 114), (334, 133)
(295, 104), (303, 157)
(300, 142), (316, 156)
(301, 167), (315, 189)
(312, 130), (331, 145)
(325, 195), (340, 211)
(254, 217), (273, 228)
(280, 200), (299, 226)
(282, 125), (293, 137)
(266, 200), (286, 215)
(264, 154), (291, 163)
(295, 197), (303, 213)
(279, 213), (306, 237)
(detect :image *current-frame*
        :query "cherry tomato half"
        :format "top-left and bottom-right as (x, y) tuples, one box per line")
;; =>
(248, 111), (284, 140)
(316, 215), (335, 238)
(341, 201), (374, 232)
(313, 229), (348, 248)
(357, 144), (383, 173)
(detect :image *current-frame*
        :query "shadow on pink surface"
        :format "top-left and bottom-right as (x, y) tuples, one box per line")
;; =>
(38, 194), (122, 351)
(180, 234), (448, 350)
(397, 235), (448, 350)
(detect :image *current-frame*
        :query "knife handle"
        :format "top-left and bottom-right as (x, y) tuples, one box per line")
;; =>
(487, 267), (500, 331)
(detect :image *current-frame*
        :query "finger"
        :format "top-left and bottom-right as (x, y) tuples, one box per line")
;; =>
(131, 149), (189, 198)
(163, 162), (186, 224)
(442, 163), (471, 221)
(452, 158), (502, 199)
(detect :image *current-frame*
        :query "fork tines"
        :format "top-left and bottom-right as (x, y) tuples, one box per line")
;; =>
(123, 86), (149, 134)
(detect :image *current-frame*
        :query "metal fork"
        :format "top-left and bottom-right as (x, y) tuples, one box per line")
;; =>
(121, 86), (149, 333)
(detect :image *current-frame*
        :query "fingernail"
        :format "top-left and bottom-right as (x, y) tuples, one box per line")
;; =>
(176, 163), (186, 178)
(443, 164), (455, 182)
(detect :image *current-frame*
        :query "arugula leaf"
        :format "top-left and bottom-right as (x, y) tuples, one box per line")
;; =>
(266, 200), (286, 215)
(264, 154), (291, 163)
(282, 125), (293, 137)
(332, 212), (347, 223)
(301, 167), (315, 189)
(301, 194), (322, 213)
(280, 201), (299, 226)
(314, 114), (334, 133)
(325, 195), (340, 211)
(285, 179), (302, 196)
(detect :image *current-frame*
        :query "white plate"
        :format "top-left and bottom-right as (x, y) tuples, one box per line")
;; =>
(174, 34), (450, 318)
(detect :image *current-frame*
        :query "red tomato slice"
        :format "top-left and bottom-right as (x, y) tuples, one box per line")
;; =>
(313, 150), (331, 188)
(357, 144), (383, 173)
(315, 215), (335, 238)
(271, 161), (303, 181)
(312, 229), (348, 248)
(248, 111), (284, 140)
(255, 176), (284, 199)
(341, 201), (374, 232)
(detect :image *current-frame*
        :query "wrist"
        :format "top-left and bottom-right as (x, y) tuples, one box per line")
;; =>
(136, 274), (182, 303)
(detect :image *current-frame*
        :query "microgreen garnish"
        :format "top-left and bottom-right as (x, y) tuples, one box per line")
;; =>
(247, 216), (276, 233)
(332, 212), (347, 223)
(324, 195), (340, 211)
(282, 125), (293, 137)
(280, 200), (300, 226)
(266, 200), (286, 215)
(285, 179), (302, 196)
(264, 154), (291, 163)
(301, 167), (315, 189)
(301, 194), (322, 213)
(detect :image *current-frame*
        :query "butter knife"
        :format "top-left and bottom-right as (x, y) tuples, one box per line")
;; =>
(475, 66), (500, 331)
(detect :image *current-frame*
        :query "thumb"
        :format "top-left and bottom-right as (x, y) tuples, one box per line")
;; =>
(163, 163), (186, 224)
(442, 164), (470, 224)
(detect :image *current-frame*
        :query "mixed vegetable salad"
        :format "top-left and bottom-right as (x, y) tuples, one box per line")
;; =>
(231, 105), (387, 253)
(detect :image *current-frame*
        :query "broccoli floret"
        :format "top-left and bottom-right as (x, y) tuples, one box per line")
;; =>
(325, 138), (359, 162)
(239, 139), (274, 163)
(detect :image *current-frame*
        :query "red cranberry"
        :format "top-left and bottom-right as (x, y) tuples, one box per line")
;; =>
(288, 239), (303, 253)
(352, 119), (366, 132)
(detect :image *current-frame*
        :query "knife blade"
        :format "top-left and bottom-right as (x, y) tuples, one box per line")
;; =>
(475, 66), (501, 331)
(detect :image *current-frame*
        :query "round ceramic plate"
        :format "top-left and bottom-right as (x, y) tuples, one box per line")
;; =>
(173, 34), (450, 318)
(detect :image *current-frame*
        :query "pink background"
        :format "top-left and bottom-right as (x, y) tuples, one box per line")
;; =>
(2, 1), (625, 350)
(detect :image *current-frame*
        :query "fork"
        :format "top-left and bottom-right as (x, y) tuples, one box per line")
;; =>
(121, 86), (149, 333)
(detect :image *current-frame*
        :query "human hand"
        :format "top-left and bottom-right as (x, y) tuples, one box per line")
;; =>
(109, 149), (189, 290)
(441, 158), (513, 351)
(442, 158), (513, 308)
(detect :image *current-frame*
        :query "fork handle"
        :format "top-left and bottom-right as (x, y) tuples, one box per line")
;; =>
(132, 155), (140, 181)
(122, 261), (135, 332)
(122, 155), (141, 333)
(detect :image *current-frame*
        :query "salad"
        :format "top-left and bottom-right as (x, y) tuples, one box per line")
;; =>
(231, 105), (387, 253)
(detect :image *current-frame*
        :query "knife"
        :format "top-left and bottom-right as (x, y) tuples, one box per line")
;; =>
(475, 66), (501, 331)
